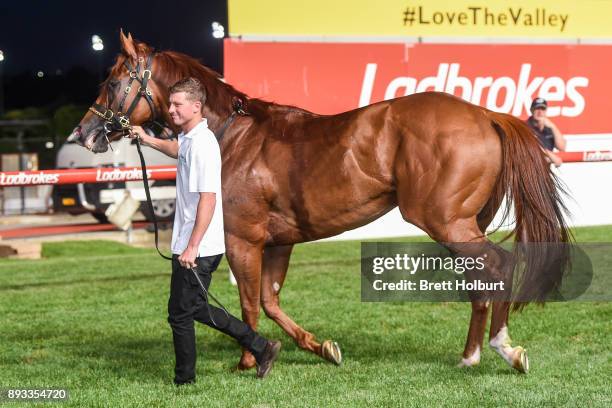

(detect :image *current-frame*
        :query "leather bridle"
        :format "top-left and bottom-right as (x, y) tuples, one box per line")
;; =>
(88, 54), (161, 148)
(87, 52), (248, 145)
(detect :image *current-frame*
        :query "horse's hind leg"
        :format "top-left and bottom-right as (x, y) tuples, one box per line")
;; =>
(457, 212), (510, 369)
(461, 235), (529, 373)
(477, 204), (529, 372)
(393, 141), (517, 370)
(456, 216), (529, 373)
(489, 301), (529, 373)
(467, 184), (530, 371)
(396, 172), (494, 368)
(423, 220), (527, 372)
(454, 191), (503, 367)
(261, 245), (342, 365)
(423, 220), (496, 369)
(458, 299), (489, 367)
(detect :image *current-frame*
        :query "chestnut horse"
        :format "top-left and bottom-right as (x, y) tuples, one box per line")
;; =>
(69, 32), (570, 373)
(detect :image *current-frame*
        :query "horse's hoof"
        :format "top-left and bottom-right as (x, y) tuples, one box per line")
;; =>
(511, 347), (529, 374)
(457, 347), (481, 368)
(457, 356), (480, 368)
(236, 353), (257, 371)
(321, 340), (342, 365)
(235, 362), (255, 371)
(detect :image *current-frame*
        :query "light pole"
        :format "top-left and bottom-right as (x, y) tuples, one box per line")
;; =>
(91, 35), (104, 82)
(0, 50), (5, 116)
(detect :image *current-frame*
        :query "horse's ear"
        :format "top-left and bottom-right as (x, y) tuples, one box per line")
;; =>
(119, 28), (137, 60)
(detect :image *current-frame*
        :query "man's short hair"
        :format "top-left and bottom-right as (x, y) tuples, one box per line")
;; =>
(169, 77), (206, 106)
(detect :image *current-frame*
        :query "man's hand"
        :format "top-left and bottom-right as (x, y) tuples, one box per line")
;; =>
(126, 126), (178, 158)
(545, 150), (563, 167)
(127, 125), (147, 143)
(178, 246), (198, 269)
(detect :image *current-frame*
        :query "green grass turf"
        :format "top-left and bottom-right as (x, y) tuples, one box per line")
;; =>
(0, 225), (610, 407)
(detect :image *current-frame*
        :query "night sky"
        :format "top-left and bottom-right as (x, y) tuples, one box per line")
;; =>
(0, 0), (227, 74)
(0, 0), (227, 109)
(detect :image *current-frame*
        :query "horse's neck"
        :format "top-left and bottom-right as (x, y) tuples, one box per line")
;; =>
(154, 56), (236, 131)
(202, 105), (233, 133)
(161, 65), (317, 137)
(195, 80), (236, 132)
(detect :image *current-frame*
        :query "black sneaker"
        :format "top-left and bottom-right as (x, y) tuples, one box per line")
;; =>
(173, 378), (195, 386)
(256, 341), (281, 379)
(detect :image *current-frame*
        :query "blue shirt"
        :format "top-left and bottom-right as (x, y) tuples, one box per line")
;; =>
(526, 116), (555, 151)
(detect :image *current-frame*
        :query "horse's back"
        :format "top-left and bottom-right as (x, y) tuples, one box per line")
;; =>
(247, 92), (502, 244)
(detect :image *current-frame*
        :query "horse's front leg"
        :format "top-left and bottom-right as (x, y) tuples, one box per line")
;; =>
(225, 233), (265, 370)
(261, 245), (342, 365)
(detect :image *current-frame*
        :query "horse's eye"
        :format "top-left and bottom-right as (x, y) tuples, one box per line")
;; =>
(109, 79), (120, 88)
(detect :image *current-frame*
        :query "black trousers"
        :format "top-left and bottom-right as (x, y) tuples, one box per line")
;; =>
(168, 254), (268, 384)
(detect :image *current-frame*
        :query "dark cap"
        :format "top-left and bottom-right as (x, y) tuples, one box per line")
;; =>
(530, 97), (548, 111)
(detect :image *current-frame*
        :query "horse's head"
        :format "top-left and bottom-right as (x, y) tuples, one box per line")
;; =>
(68, 31), (170, 153)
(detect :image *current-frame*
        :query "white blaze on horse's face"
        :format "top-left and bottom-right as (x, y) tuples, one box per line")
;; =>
(168, 92), (202, 130)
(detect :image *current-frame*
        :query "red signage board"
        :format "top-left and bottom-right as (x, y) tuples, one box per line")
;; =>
(224, 40), (612, 135)
(0, 166), (176, 187)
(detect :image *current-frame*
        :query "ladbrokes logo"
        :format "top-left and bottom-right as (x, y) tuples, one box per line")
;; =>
(0, 172), (60, 186)
(95, 168), (152, 182)
(359, 63), (589, 117)
(584, 151), (612, 162)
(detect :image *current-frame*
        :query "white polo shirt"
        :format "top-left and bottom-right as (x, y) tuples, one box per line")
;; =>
(171, 119), (225, 257)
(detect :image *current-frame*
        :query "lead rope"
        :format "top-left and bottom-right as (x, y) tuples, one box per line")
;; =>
(189, 267), (230, 328)
(131, 130), (230, 328)
(133, 135), (171, 261)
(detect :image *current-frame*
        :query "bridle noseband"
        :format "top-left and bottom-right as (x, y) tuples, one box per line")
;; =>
(88, 54), (159, 149)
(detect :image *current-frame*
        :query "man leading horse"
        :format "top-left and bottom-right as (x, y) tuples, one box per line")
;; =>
(69, 32), (571, 374)
(110, 74), (281, 384)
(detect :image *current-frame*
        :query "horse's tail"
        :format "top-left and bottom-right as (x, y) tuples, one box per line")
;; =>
(486, 110), (571, 311)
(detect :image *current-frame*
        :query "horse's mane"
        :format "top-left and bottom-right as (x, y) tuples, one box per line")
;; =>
(163, 51), (316, 120)
(103, 41), (316, 127)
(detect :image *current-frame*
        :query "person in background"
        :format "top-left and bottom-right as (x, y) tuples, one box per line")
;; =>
(526, 97), (566, 167)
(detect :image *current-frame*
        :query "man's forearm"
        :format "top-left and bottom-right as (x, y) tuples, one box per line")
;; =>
(140, 134), (179, 158)
(186, 193), (216, 251)
(549, 123), (566, 151)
